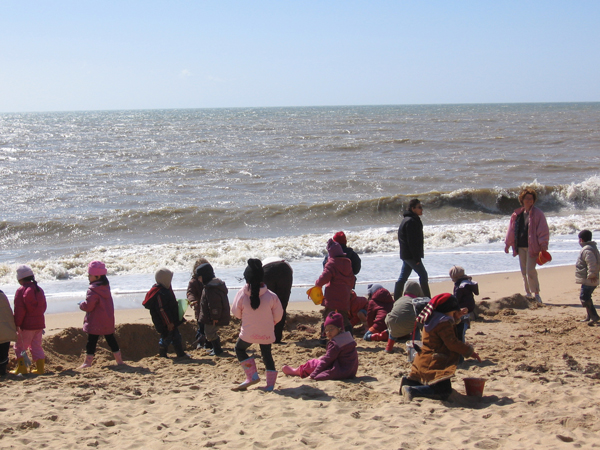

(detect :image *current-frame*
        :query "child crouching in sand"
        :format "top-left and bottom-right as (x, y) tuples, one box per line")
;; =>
(79, 261), (123, 368)
(282, 311), (358, 381)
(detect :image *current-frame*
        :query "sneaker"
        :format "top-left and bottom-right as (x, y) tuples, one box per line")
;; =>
(401, 386), (414, 402)
(535, 294), (542, 304)
(579, 316), (590, 322)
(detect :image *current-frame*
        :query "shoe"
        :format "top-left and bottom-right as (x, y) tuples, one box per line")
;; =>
(535, 294), (542, 304)
(370, 330), (389, 342)
(31, 359), (45, 375)
(113, 351), (124, 365)
(401, 386), (414, 402)
(208, 338), (223, 357)
(588, 318), (599, 327)
(385, 339), (394, 353)
(579, 316), (590, 322)
(158, 346), (169, 358)
(174, 341), (188, 358)
(12, 357), (28, 375)
(79, 354), (94, 368)
(282, 365), (301, 377)
(231, 358), (260, 391)
(259, 370), (278, 392)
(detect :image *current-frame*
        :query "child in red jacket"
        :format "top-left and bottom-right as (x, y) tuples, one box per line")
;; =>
(363, 284), (394, 342)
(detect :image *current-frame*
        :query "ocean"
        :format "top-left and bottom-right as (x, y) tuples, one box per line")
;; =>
(1, 103), (600, 313)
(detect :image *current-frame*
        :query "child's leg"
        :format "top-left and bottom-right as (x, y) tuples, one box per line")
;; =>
(29, 329), (45, 361)
(86, 334), (101, 355)
(14, 329), (35, 358)
(104, 334), (120, 352)
(0, 342), (10, 375)
(259, 344), (275, 371)
(581, 285), (600, 321)
(234, 338), (252, 362)
(298, 359), (320, 377)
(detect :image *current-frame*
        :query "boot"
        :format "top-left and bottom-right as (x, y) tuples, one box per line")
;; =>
(11, 357), (28, 375)
(113, 351), (124, 365)
(231, 358), (260, 391)
(79, 354), (94, 368)
(370, 330), (389, 342)
(282, 365), (302, 377)
(173, 341), (190, 359)
(209, 338), (223, 356)
(385, 339), (394, 353)
(159, 345), (169, 358)
(259, 370), (278, 392)
(31, 359), (45, 375)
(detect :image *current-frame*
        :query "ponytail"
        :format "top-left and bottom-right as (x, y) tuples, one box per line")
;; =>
(243, 258), (264, 310)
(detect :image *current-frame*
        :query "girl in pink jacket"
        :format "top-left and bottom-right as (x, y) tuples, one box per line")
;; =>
(12, 265), (47, 375)
(231, 259), (283, 392)
(78, 261), (123, 368)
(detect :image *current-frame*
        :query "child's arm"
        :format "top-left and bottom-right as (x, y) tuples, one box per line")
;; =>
(79, 288), (99, 312)
(315, 265), (333, 288)
(231, 289), (244, 320)
(438, 321), (477, 359)
(584, 248), (599, 282)
(157, 294), (174, 331)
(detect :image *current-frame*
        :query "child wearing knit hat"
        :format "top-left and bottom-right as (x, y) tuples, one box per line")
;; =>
(449, 265), (479, 345)
(281, 311), (359, 381)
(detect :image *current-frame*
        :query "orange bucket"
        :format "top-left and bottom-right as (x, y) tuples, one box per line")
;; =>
(537, 250), (552, 265)
(463, 378), (486, 397)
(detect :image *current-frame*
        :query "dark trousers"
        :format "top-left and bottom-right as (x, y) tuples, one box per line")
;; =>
(86, 333), (120, 355)
(235, 338), (275, 371)
(0, 341), (10, 375)
(402, 377), (452, 399)
(395, 259), (431, 299)
(264, 261), (293, 343)
(580, 285), (600, 320)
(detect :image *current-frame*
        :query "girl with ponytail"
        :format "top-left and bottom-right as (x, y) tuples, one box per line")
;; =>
(231, 259), (283, 392)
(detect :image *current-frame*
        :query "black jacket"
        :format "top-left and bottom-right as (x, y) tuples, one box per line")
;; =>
(398, 211), (424, 262)
(143, 284), (184, 334)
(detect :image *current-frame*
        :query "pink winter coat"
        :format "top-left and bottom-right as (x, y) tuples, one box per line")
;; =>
(231, 284), (283, 345)
(366, 288), (394, 333)
(14, 282), (46, 330)
(79, 282), (115, 336)
(505, 205), (549, 258)
(315, 256), (355, 311)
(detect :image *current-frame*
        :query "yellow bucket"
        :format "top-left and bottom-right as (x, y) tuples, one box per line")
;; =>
(306, 286), (323, 305)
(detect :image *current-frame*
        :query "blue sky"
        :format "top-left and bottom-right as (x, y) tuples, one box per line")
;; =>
(1, 1), (599, 112)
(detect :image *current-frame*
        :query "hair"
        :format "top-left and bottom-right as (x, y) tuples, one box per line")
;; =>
(244, 259), (264, 310)
(579, 229), (593, 242)
(191, 258), (209, 278)
(95, 275), (109, 286)
(408, 198), (421, 211)
(20, 275), (40, 292)
(518, 188), (537, 205)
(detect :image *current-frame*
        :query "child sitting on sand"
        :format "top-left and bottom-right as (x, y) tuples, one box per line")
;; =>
(195, 263), (230, 356)
(575, 229), (600, 325)
(0, 288), (17, 376)
(143, 268), (188, 358)
(384, 281), (425, 353)
(78, 261), (124, 368)
(282, 311), (358, 381)
(348, 290), (368, 334)
(400, 293), (481, 401)
(363, 284), (394, 342)
(231, 259), (283, 392)
(449, 266), (479, 343)
(12, 265), (47, 375)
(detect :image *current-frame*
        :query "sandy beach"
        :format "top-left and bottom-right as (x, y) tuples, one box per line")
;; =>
(2, 265), (600, 449)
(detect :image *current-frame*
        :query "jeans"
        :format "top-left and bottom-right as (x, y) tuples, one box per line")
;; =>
(396, 259), (431, 299)
(580, 285), (599, 320)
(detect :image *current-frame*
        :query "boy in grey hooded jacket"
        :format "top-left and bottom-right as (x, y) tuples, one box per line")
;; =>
(575, 230), (600, 325)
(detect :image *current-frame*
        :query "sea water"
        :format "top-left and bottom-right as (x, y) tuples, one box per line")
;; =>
(1, 104), (599, 312)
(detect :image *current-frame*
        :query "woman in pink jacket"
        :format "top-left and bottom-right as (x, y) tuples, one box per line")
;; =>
(78, 261), (123, 368)
(505, 188), (550, 303)
(231, 259), (283, 392)
(12, 265), (47, 375)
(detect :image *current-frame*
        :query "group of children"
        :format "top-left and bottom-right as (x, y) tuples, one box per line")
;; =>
(1, 228), (599, 400)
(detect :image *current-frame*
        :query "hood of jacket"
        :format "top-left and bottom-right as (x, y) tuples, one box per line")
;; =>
(371, 288), (394, 305)
(205, 277), (228, 295)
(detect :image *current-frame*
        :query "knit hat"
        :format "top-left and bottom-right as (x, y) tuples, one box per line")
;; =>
(324, 311), (344, 330)
(195, 263), (215, 284)
(403, 280), (424, 298)
(449, 265), (466, 282)
(333, 231), (347, 247)
(243, 258), (264, 284)
(88, 261), (107, 276)
(155, 268), (173, 289)
(16, 265), (34, 281)
(327, 238), (345, 258)
(415, 293), (459, 324)
(367, 283), (385, 297)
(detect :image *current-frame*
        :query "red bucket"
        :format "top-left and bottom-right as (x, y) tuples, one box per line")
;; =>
(463, 378), (486, 397)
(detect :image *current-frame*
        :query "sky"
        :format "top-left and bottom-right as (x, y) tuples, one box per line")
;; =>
(1, 1), (599, 113)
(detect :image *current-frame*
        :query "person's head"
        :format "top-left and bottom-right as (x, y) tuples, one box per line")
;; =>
(16, 265), (34, 283)
(194, 263), (215, 284)
(408, 198), (423, 216)
(449, 265), (466, 283)
(332, 231), (347, 247)
(244, 259), (264, 310)
(327, 238), (345, 258)
(518, 188), (537, 210)
(324, 311), (344, 339)
(88, 260), (109, 285)
(403, 280), (424, 298)
(191, 257), (209, 278)
(432, 293), (464, 323)
(367, 283), (385, 300)
(578, 229), (593, 245)
(155, 268), (173, 289)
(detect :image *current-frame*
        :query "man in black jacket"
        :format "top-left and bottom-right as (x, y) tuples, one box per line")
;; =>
(394, 199), (431, 300)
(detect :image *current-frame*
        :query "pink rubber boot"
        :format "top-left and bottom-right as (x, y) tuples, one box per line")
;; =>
(282, 365), (302, 377)
(79, 354), (94, 368)
(259, 370), (278, 392)
(231, 358), (260, 391)
(113, 351), (124, 365)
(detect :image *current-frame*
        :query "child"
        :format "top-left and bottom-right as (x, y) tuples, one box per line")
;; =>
(0, 288), (17, 376)
(315, 239), (355, 342)
(186, 258), (210, 349)
(363, 284), (394, 342)
(400, 293), (481, 401)
(143, 268), (187, 358)
(195, 263), (230, 356)
(282, 311), (358, 380)
(78, 261), (124, 368)
(348, 290), (368, 334)
(12, 265), (47, 375)
(449, 266), (479, 343)
(575, 230), (600, 325)
(231, 259), (283, 392)
(385, 280), (425, 353)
